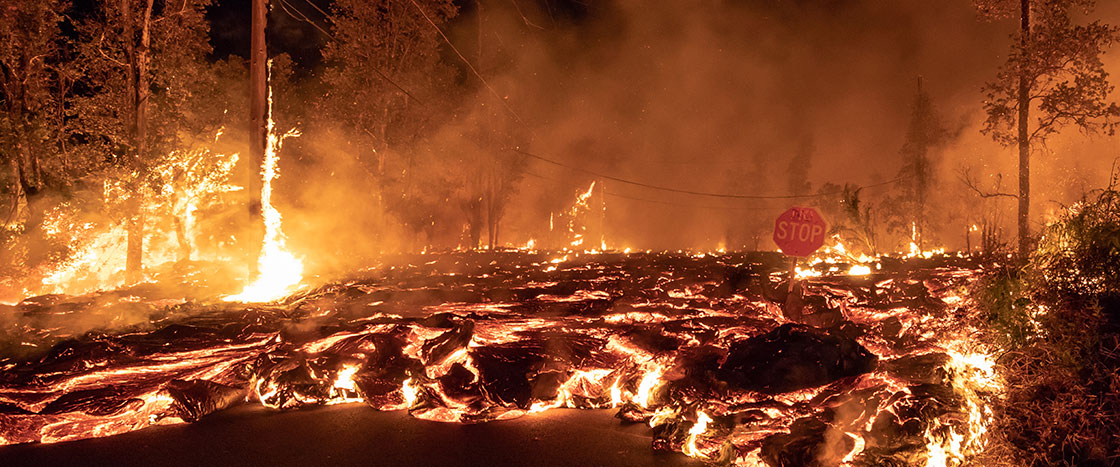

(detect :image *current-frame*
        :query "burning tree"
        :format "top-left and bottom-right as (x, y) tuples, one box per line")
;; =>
(68, 0), (222, 283)
(977, 0), (1120, 257)
(0, 1), (68, 298)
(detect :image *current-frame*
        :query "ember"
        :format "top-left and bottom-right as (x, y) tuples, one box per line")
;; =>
(1, 252), (999, 465)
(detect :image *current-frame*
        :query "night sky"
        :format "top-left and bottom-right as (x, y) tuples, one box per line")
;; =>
(205, 0), (595, 71)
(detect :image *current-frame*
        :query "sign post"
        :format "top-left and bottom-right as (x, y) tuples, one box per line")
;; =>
(772, 206), (828, 301)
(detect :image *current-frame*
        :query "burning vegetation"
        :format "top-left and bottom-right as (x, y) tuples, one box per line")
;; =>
(2, 0), (1120, 466)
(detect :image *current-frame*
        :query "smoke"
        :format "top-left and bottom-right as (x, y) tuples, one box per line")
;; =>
(361, 0), (1119, 252)
(8, 0), (1120, 303)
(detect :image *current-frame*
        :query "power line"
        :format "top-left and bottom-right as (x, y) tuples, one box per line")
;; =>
(298, 0), (331, 19)
(523, 170), (778, 211)
(406, 0), (527, 126)
(276, 0), (329, 36)
(274, 0), (425, 104)
(514, 148), (906, 200)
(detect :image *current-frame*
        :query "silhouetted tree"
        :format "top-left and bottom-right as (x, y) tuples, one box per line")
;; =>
(889, 79), (948, 249)
(0, 0), (66, 228)
(321, 0), (458, 238)
(977, 0), (1120, 257)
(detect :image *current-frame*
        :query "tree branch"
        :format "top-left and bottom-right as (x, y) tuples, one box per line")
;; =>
(97, 33), (127, 67)
(960, 169), (1019, 199)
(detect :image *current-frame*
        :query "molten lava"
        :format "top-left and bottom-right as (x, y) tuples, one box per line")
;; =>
(0, 251), (1000, 466)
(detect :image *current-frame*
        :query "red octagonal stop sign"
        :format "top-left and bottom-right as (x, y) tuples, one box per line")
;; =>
(773, 206), (828, 257)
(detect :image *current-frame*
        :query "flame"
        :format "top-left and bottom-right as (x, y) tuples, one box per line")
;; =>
(922, 348), (1001, 467)
(225, 67), (304, 303)
(795, 266), (823, 279)
(848, 264), (872, 276)
(328, 364), (363, 404)
(682, 410), (713, 458)
(401, 378), (418, 408)
(634, 368), (662, 408)
(35, 135), (241, 297)
(648, 405), (678, 428)
(843, 432), (866, 464)
(333, 365), (359, 392)
(564, 182), (597, 249)
(609, 376), (622, 408)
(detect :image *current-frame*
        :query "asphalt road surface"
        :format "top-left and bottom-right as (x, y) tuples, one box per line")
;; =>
(0, 405), (700, 467)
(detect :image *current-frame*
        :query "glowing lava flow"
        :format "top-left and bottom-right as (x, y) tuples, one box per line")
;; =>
(225, 79), (304, 303)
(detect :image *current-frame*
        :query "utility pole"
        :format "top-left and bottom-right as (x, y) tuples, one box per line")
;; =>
(248, 0), (268, 278)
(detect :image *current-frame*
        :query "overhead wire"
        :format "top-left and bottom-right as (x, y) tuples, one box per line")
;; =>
(523, 170), (778, 211)
(275, 0), (425, 104)
(513, 148), (907, 200)
(281, 0), (907, 206)
(297, 0), (331, 19)
(405, 0), (527, 126)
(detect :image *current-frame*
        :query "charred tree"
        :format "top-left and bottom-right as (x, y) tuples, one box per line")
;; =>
(462, 194), (483, 249)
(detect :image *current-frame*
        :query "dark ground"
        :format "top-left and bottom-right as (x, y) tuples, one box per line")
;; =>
(0, 404), (699, 467)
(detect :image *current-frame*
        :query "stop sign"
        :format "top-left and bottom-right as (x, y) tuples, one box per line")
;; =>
(773, 206), (827, 257)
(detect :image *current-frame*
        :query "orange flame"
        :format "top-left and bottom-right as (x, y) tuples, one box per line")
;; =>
(226, 65), (304, 303)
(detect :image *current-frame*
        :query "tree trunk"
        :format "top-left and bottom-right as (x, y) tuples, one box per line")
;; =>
(5, 69), (40, 229)
(468, 219), (481, 249)
(121, 0), (153, 285)
(4, 155), (21, 228)
(174, 216), (190, 262)
(1016, 0), (1031, 259)
(487, 205), (497, 250)
(485, 191), (494, 249)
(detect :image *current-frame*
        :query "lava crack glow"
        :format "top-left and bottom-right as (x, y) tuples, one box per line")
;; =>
(0, 252), (1002, 466)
